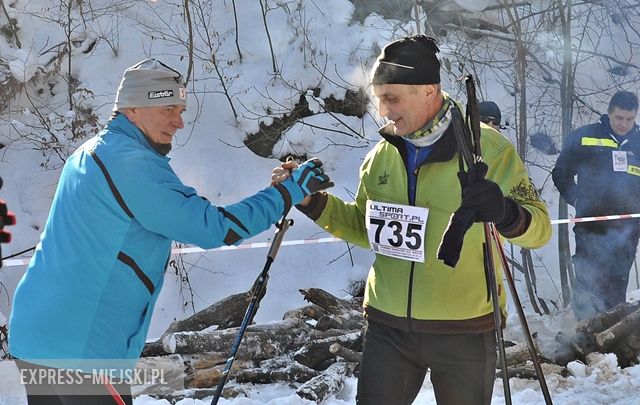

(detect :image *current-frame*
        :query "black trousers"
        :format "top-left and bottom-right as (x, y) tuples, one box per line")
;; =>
(356, 320), (497, 405)
(572, 221), (640, 321)
(15, 359), (133, 405)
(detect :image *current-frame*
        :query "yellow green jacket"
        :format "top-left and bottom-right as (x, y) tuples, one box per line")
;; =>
(312, 119), (551, 333)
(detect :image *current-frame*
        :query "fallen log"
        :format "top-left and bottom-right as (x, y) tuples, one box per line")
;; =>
(183, 352), (227, 370)
(184, 359), (254, 388)
(299, 288), (364, 331)
(135, 354), (185, 382)
(595, 307), (640, 351)
(283, 304), (326, 322)
(299, 288), (362, 314)
(329, 342), (362, 364)
(296, 361), (355, 402)
(293, 331), (362, 369)
(552, 301), (640, 367)
(496, 342), (545, 369)
(578, 302), (638, 334)
(315, 313), (364, 331)
(162, 318), (354, 366)
(235, 360), (319, 384)
(160, 290), (252, 338)
(141, 340), (167, 357)
(496, 362), (568, 380)
(132, 354), (186, 396)
(149, 386), (248, 403)
(162, 318), (307, 355)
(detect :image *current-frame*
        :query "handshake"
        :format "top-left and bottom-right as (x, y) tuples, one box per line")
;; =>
(271, 158), (334, 213)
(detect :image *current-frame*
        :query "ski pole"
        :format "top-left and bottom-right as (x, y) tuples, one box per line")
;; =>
(489, 224), (554, 404)
(463, 74), (513, 405)
(482, 222), (512, 404)
(210, 216), (293, 405)
(464, 74), (552, 404)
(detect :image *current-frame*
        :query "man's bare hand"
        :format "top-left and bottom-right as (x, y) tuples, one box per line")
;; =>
(271, 160), (298, 185)
(271, 160), (312, 207)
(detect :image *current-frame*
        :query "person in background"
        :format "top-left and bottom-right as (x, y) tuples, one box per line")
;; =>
(552, 90), (640, 321)
(274, 35), (551, 405)
(479, 100), (502, 131)
(9, 58), (332, 405)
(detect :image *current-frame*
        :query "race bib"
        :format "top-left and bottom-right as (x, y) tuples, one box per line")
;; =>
(613, 150), (628, 172)
(366, 200), (428, 262)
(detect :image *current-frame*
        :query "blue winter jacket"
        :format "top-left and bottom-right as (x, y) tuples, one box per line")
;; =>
(9, 114), (288, 367)
(552, 114), (640, 217)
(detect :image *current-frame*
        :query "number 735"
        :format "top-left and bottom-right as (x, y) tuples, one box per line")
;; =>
(370, 219), (422, 249)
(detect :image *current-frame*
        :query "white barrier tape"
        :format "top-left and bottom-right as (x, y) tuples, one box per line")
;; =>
(4, 213), (640, 267)
(1, 237), (344, 267)
(172, 237), (342, 255)
(2, 258), (31, 266)
(550, 213), (640, 225)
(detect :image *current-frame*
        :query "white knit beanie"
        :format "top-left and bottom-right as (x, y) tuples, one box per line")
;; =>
(114, 58), (186, 110)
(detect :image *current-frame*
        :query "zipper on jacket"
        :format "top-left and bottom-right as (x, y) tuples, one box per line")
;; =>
(482, 244), (490, 302)
(406, 163), (420, 330)
(407, 261), (416, 331)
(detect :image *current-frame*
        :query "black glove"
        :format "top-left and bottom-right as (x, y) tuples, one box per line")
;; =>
(274, 158), (334, 215)
(437, 162), (522, 268)
(437, 206), (475, 268)
(460, 177), (506, 224)
(459, 162), (522, 229)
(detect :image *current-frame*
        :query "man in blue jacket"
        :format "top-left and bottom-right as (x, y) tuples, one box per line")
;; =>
(553, 91), (640, 321)
(9, 58), (332, 404)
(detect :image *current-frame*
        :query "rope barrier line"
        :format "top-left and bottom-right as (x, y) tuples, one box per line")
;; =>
(550, 212), (640, 225)
(1, 237), (343, 267)
(172, 237), (341, 255)
(4, 213), (640, 267)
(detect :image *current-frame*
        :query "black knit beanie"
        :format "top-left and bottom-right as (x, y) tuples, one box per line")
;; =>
(478, 101), (501, 124)
(371, 35), (441, 85)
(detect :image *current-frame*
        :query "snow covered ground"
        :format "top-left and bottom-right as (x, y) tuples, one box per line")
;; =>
(2, 345), (640, 404)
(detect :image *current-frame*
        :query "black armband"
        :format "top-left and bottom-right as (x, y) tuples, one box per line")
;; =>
(495, 198), (531, 238)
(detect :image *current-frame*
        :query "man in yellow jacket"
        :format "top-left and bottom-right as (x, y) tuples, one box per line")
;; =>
(276, 35), (551, 405)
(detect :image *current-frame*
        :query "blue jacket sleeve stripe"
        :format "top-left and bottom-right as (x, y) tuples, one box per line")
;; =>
(117, 252), (155, 294)
(89, 149), (134, 219)
(217, 207), (250, 234)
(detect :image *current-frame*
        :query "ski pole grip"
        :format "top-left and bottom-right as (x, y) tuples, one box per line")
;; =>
(267, 218), (293, 260)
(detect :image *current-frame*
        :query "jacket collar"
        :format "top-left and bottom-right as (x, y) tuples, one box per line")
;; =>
(379, 111), (459, 168)
(106, 113), (170, 160)
(600, 113), (640, 137)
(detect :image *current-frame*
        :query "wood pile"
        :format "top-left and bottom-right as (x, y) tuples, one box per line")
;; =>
(134, 287), (640, 403)
(552, 301), (640, 368)
(135, 288), (364, 402)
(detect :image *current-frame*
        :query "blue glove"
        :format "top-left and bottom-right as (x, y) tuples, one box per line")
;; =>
(274, 158), (334, 215)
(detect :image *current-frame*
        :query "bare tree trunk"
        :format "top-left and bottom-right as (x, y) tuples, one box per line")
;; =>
(557, 0), (576, 308)
(231, 0), (242, 61)
(0, 0), (21, 48)
(65, 0), (73, 111)
(182, 0), (194, 83)
(258, 0), (277, 74)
